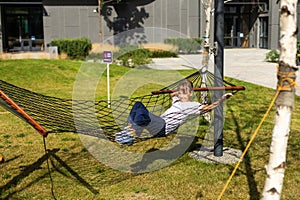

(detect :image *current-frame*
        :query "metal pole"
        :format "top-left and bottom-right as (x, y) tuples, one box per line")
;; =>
(214, 0), (224, 157)
(107, 63), (110, 108)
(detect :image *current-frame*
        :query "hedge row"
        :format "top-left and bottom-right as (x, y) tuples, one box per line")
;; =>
(115, 47), (178, 67)
(49, 37), (201, 60)
(164, 38), (202, 54)
(50, 38), (92, 60)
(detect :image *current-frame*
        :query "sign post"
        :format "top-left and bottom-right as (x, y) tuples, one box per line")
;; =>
(103, 51), (113, 108)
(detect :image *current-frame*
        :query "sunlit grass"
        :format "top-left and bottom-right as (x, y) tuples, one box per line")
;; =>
(0, 59), (299, 199)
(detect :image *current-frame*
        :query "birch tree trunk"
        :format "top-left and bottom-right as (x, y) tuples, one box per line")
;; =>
(201, 0), (213, 69)
(200, 0), (213, 102)
(261, 1), (298, 199)
(98, 0), (103, 43)
(200, 0), (213, 140)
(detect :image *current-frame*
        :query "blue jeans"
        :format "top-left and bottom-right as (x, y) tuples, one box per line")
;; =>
(128, 102), (166, 137)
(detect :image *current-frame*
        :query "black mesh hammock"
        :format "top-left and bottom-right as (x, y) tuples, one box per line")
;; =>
(0, 69), (244, 143)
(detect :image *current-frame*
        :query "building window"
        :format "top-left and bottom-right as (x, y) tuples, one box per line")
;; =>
(2, 4), (44, 52)
(259, 17), (268, 49)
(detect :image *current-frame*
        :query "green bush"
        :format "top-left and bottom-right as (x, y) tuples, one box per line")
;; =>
(50, 38), (92, 60)
(116, 46), (152, 67)
(192, 38), (203, 45)
(113, 45), (179, 67)
(265, 49), (279, 63)
(164, 38), (202, 54)
(150, 50), (178, 58)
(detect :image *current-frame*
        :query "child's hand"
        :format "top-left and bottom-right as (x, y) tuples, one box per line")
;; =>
(171, 91), (179, 97)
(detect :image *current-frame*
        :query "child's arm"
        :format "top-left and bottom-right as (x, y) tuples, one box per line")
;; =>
(201, 93), (232, 112)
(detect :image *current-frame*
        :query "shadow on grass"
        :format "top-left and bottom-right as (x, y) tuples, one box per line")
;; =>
(0, 148), (99, 199)
(130, 135), (197, 173)
(2, 154), (23, 164)
(227, 104), (260, 200)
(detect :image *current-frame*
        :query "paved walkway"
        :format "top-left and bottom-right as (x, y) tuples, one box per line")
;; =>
(147, 48), (300, 95)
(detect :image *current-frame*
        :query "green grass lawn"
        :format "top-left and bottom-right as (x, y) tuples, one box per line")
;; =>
(0, 59), (300, 200)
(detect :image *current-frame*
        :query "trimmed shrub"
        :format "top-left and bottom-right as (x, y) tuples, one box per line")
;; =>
(116, 47), (152, 67)
(150, 50), (177, 58)
(164, 38), (202, 54)
(50, 38), (92, 60)
(265, 49), (279, 63)
(192, 38), (203, 45)
(112, 45), (179, 67)
(141, 43), (178, 53)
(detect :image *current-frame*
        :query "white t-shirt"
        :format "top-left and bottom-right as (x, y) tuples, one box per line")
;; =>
(160, 96), (203, 135)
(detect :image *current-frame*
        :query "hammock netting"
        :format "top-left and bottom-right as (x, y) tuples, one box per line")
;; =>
(0, 69), (244, 143)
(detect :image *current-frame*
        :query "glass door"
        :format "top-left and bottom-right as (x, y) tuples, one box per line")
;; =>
(2, 5), (44, 52)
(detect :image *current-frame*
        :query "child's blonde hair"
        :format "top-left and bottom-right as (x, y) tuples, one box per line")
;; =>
(177, 79), (193, 101)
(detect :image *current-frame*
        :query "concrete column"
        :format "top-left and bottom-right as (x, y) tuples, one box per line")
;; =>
(268, 1), (280, 49)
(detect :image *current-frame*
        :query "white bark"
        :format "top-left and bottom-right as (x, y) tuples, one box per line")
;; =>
(200, 0), (213, 144)
(261, 1), (298, 199)
(261, 106), (292, 200)
(200, 0), (213, 123)
(98, 0), (103, 43)
(278, 1), (298, 66)
(201, 0), (213, 68)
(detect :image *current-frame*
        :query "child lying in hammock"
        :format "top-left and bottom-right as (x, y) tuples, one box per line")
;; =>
(115, 79), (232, 145)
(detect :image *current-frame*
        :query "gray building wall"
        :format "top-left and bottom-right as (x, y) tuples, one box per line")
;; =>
(268, 2), (300, 50)
(43, 0), (201, 46)
(43, 5), (99, 46)
(0, 6), (2, 52)
(268, 0), (280, 49)
(298, 4), (300, 41)
(2, 0), (299, 52)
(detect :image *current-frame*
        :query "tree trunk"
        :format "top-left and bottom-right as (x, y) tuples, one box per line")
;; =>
(98, 0), (103, 43)
(201, 0), (213, 69)
(200, 0), (213, 143)
(261, 1), (298, 199)
(200, 0), (213, 107)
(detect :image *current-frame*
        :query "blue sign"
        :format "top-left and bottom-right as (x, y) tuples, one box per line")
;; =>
(103, 51), (113, 63)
